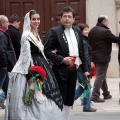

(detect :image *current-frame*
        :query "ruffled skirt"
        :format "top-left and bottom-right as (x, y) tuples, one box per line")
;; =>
(4, 73), (65, 120)
(5, 52), (65, 120)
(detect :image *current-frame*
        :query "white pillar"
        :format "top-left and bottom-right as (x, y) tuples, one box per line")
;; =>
(107, 44), (119, 77)
(107, 0), (120, 77)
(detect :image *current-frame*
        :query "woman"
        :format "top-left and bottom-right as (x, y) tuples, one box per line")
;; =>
(74, 23), (96, 112)
(5, 10), (65, 120)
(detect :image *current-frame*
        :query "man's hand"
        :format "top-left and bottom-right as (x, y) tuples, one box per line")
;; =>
(51, 50), (57, 54)
(84, 72), (90, 80)
(62, 57), (73, 65)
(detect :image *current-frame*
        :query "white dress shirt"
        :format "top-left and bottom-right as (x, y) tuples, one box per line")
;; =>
(64, 27), (82, 68)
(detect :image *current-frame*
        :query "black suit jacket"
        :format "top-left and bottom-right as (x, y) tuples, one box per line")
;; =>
(0, 29), (16, 71)
(6, 25), (21, 60)
(44, 25), (88, 72)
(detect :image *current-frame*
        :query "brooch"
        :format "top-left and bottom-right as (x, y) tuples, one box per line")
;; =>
(62, 33), (67, 43)
(75, 32), (79, 38)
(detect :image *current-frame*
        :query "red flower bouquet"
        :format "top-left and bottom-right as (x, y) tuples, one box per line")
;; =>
(23, 66), (46, 105)
(29, 66), (46, 80)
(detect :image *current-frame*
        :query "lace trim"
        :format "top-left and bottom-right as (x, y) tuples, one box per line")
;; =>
(12, 38), (31, 74)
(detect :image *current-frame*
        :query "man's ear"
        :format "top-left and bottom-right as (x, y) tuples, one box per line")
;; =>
(13, 21), (17, 24)
(73, 18), (75, 23)
(0, 21), (4, 27)
(60, 17), (62, 22)
(102, 19), (106, 24)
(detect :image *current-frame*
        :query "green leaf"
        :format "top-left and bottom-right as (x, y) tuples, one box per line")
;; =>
(23, 89), (35, 105)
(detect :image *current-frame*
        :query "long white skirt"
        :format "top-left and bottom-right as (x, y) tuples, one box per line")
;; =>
(4, 73), (66, 120)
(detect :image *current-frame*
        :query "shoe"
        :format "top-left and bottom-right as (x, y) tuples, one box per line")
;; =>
(0, 100), (6, 109)
(83, 107), (97, 112)
(104, 95), (112, 100)
(91, 97), (105, 103)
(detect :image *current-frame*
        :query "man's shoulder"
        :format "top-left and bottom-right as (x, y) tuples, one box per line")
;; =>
(92, 24), (109, 31)
(0, 31), (9, 44)
(48, 25), (64, 35)
(90, 26), (97, 30)
(7, 27), (21, 37)
(72, 25), (80, 30)
(7, 27), (19, 33)
(0, 30), (4, 35)
(0, 30), (7, 38)
(51, 25), (63, 31)
(50, 25), (80, 31)
(90, 25), (108, 33)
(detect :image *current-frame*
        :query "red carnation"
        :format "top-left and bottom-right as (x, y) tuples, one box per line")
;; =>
(29, 66), (46, 79)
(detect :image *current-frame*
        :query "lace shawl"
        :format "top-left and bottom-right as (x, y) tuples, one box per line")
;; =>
(12, 10), (46, 74)
(12, 32), (47, 74)
(12, 37), (30, 74)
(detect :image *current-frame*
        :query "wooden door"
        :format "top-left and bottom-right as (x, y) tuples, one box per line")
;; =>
(5, 0), (36, 31)
(50, 0), (86, 27)
(6, 0), (37, 16)
(0, 0), (86, 39)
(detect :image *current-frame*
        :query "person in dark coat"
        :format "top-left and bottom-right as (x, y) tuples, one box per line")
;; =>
(88, 15), (120, 103)
(44, 6), (89, 120)
(74, 23), (96, 112)
(0, 15), (16, 109)
(6, 14), (21, 60)
(0, 14), (21, 106)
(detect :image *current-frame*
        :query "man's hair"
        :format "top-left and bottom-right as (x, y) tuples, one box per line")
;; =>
(77, 23), (89, 32)
(60, 6), (75, 18)
(97, 16), (106, 23)
(0, 15), (6, 22)
(9, 14), (21, 23)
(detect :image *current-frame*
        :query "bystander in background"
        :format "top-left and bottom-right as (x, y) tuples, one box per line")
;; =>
(0, 15), (16, 109)
(74, 23), (96, 112)
(88, 15), (120, 103)
(0, 14), (21, 105)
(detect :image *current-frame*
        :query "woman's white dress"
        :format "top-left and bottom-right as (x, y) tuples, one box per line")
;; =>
(4, 38), (65, 120)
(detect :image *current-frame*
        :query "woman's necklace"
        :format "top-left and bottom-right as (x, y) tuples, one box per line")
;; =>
(31, 29), (37, 36)
(31, 31), (40, 45)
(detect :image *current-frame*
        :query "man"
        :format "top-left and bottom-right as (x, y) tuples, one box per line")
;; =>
(6, 14), (21, 60)
(88, 15), (120, 102)
(0, 15), (16, 108)
(0, 14), (21, 107)
(44, 6), (89, 119)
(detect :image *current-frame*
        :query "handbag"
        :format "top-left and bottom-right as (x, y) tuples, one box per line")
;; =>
(90, 62), (96, 76)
